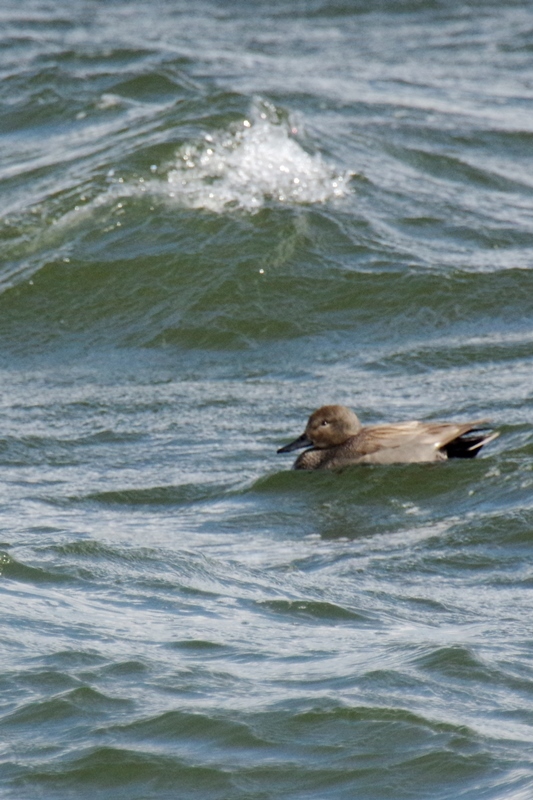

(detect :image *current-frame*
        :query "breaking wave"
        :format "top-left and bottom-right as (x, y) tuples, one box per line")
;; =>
(163, 101), (351, 212)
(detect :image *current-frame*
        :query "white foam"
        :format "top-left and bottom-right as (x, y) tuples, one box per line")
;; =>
(164, 102), (351, 213)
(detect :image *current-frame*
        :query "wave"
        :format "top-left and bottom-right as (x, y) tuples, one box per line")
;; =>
(1, 235), (533, 355)
(163, 99), (352, 212)
(4, 702), (508, 799)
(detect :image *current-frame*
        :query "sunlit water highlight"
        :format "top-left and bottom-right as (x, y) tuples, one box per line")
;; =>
(165, 102), (351, 212)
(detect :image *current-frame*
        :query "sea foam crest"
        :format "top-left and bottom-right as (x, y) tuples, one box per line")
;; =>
(165, 104), (351, 213)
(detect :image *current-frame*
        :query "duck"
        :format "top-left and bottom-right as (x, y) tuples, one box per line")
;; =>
(277, 404), (499, 470)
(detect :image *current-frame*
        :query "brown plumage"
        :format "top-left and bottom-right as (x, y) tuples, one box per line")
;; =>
(277, 405), (499, 470)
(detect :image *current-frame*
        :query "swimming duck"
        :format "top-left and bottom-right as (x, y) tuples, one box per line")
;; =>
(277, 404), (499, 470)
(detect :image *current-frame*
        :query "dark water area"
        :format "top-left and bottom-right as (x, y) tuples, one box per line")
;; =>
(1, 1), (533, 798)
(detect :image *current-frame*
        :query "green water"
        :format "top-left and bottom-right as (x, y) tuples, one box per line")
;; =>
(1, 1), (533, 798)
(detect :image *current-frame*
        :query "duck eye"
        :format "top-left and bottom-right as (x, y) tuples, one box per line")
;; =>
(321, 420), (329, 426)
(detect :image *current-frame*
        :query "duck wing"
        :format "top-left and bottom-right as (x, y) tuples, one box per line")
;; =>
(352, 420), (495, 463)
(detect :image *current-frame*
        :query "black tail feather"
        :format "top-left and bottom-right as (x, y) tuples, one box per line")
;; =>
(443, 429), (498, 459)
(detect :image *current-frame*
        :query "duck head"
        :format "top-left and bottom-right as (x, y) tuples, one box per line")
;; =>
(277, 405), (362, 453)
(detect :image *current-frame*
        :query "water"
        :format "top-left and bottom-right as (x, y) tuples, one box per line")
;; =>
(1, 1), (533, 797)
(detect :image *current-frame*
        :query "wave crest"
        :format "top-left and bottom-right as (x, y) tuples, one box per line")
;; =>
(164, 101), (351, 213)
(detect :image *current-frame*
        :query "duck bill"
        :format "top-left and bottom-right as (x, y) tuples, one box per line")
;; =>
(277, 433), (313, 453)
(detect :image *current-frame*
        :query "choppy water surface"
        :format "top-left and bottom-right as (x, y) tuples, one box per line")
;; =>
(2, 1), (533, 798)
